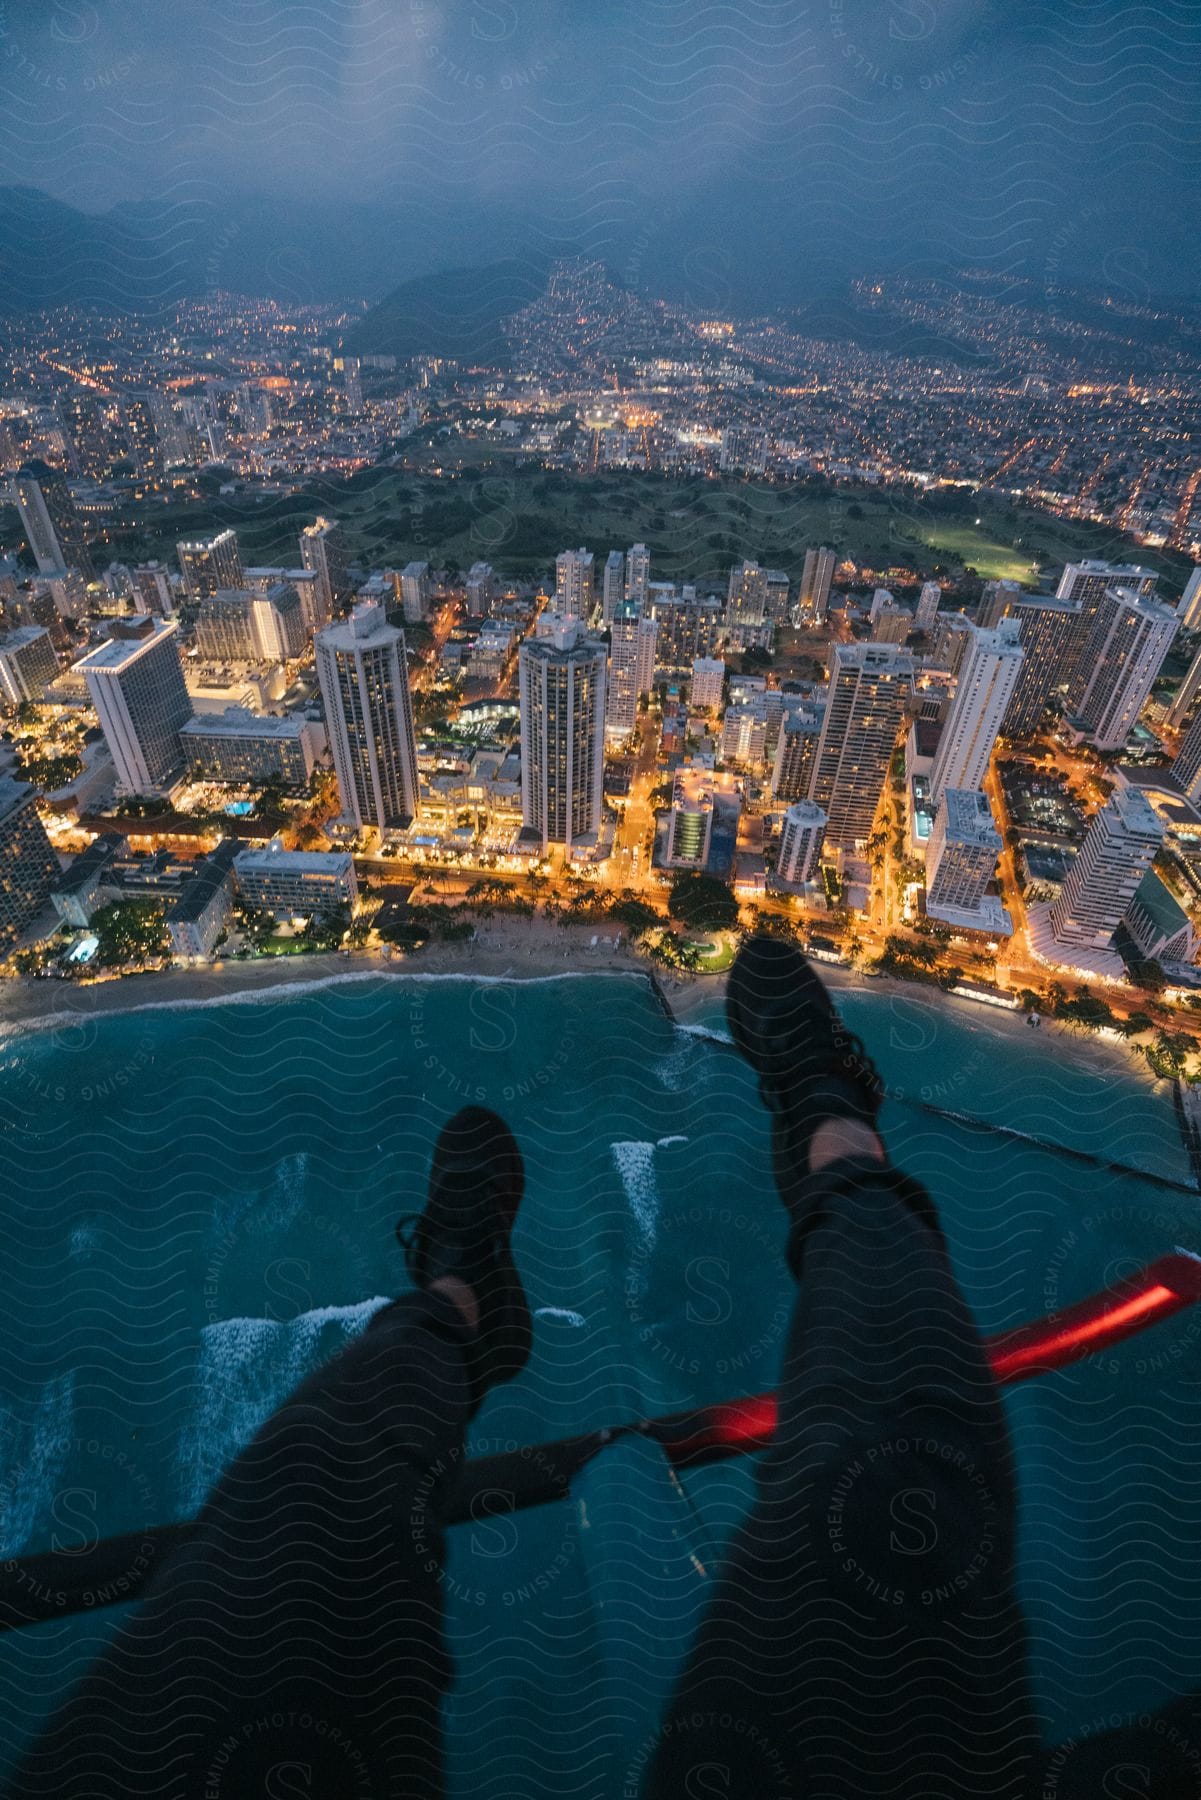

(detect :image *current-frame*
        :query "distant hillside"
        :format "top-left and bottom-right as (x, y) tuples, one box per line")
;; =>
(344, 258), (551, 365)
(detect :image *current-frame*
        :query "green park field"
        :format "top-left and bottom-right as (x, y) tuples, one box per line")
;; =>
(73, 465), (1192, 599)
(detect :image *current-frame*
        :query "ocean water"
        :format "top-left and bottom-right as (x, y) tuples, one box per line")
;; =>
(0, 970), (1199, 1791)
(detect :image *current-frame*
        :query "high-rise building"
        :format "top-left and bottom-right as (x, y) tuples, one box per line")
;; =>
(602, 551), (625, 626)
(299, 518), (347, 626)
(76, 616), (193, 795)
(605, 601), (656, 742)
(466, 562), (495, 616)
(1073, 586), (1178, 752)
(13, 462), (94, 580)
(624, 544), (650, 606)
(1002, 596), (1078, 735)
(926, 789), (1001, 916)
(764, 570), (790, 624)
(1172, 707), (1201, 805)
(799, 547), (836, 622)
(869, 588), (894, 625)
(1166, 643), (1201, 731)
(178, 529), (243, 604)
(808, 643), (913, 849)
(690, 657), (725, 710)
(1057, 561), (1158, 706)
(399, 561), (432, 625)
(666, 767), (715, 869)
(519, 619), (606, 852)
(727, 561), (768, 625)
(914, 581), (942, 633)
(179, 710), (325, 788)
(59, 392), (114, 481)
(976, 580), (1023, 631)
(131, 563), (175, 618)
(721, 705), (769, 768)
(772, 705), (825, 803)
(555, 548), (595, 620)
(650, 586), (721, 671)
(929, 621), (1024, 803)
(0, 776), (59, 949)
(315, 601), (419, 835)
(933, 613), (975, 677)
(777, 800), (826, 884)
(1177, 566), (1201, 632)
(0, 627), (57, 709)
(873, 605), (915, 646)
(1049, 788), (1164, 950)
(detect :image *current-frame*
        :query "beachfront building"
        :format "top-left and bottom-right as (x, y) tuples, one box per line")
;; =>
(666, 767), (715, 870)
(777, 800), (826, 885)
(0, 776), (59, 950)
(76, 616), (193, 796)
(166, 839), (240, 964)
(234, 842), (358, 918)
(519, 619), (606, 853)
(1049, 788), (1164, 951)
(315, 601), (419, 835)
(925, 788), (1006, 932)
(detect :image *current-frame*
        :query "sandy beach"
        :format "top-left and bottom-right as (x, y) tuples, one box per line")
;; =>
(0, 915), (1161, 1091)
(0, 914), (720, 1036)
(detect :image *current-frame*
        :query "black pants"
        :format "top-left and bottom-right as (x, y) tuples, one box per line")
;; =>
(19, 1154), (1177, 1798)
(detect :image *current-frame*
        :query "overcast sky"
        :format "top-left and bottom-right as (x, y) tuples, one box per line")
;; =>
(1, 1), (1198, 302)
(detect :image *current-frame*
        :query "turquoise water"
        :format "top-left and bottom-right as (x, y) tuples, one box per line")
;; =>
(0, 971), (1200, 1791)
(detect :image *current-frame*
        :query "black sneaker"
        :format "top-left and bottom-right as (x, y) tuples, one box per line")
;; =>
(727, 938), (944, 1268)
(397, 1107), (532, 1412)
(726, 936), (883, 1150)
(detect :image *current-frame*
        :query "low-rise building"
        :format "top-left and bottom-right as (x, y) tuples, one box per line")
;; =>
(51, 831), (124, 927)
(234, 841), (358, 918)
(166, 839), (240, 964)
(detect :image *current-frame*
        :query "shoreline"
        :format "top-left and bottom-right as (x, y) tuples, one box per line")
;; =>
(0, 917), (1163, 1089)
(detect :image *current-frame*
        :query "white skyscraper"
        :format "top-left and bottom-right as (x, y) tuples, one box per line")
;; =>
(1049, 788), (1164, 950)
(777, 800), (826, 884)
(1173, 698), (1201, 805)
(315, 600), (419, 834)
(177, 529), (242, 604)
(298, 517), (345, 627)
(602, 550), (625, 626)
(1178, 566), (1201, 632)
(399, 562), (431, 624)
(1074, 586), (1179, 752)
(914, 582), (942, 633)
(728, 561), (768, 625)
(691, 657), (725, 710)
(0, 626), (57, 708)
(1057, 560), (1158, 705)
(624, 544), (650, 605)
(75, 616), (193, 795)
(926, 789), (1001, 918)
(808, 643), (913, 849)
(929, 621), (1024, 803)
(605, 601), (657, 741)
(1166, 643), (1201, 730)
(555, 548), (595, 620)
(519, 620), (606, 852)
(799, 547), (836, 622)
(869, 588), (895, 625)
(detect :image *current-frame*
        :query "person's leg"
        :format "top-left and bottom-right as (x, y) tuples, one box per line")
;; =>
(646, 942), (1037, 1799)
(7, 1106), (531, 1800)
